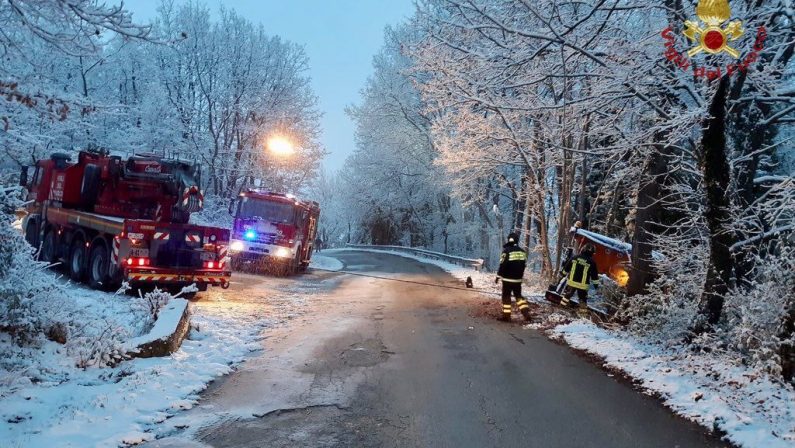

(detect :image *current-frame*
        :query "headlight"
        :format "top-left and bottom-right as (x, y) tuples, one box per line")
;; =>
(613, 268), (629, 287)
(230, 240), (245, 252)
(274, 247), (291, 258)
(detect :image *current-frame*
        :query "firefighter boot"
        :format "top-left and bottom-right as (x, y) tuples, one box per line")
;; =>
(577, 301), (589, 318)
(501, 304), (512, 322)
(516, 298), (532, 321)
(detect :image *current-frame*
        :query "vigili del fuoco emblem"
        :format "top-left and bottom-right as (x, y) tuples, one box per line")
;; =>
(683, 0), (744, 58)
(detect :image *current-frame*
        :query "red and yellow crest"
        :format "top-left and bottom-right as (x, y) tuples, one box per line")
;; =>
(683, 0), (744, 58)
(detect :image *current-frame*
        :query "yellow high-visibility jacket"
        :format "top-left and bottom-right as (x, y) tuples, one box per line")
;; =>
(497, 244), (527, 283)
(562, 255), (600, 290)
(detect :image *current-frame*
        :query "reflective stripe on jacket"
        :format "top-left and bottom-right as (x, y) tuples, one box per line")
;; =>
(562, 255), (599, 290)
(497, 244), (527, 281)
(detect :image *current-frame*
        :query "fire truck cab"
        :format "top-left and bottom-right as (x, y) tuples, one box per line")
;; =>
(229, 190), (320, 274)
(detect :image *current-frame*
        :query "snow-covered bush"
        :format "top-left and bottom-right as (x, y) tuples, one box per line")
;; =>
(139, 288), (173, 322)
(597, 276), (626, 316)
(619, 232), (708, 343)
(0, 186), (60, 343)
(723, 244), (795, 378)
(67, 320), (129, 368)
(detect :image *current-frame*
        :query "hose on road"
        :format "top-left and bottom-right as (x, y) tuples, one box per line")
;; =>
(310, 267), (506, 297)
(308, 267), (609, 319)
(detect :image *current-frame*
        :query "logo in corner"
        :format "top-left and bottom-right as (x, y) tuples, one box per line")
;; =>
(683, 0), (744, 58)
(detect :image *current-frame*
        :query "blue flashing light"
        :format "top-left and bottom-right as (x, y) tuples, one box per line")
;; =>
(244, 230), (257, 241)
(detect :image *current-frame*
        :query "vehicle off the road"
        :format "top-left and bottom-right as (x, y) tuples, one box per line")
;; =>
(19, 149), (232, 294)
(229, 190), (320, 275)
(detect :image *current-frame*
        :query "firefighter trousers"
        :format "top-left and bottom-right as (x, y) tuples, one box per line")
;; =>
(561, 286), (588, 308)
(501, 281), (531, 320)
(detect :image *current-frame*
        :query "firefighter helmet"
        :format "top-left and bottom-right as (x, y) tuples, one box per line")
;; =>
(507, 232), (519, 244)
(581, 243), (596, 256)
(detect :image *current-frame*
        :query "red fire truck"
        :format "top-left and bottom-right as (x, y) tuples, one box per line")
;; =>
(229, 190), (320, 274)
(19, 149), (231, 294)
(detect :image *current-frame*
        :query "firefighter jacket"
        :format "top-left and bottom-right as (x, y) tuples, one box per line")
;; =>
(497, 244), (527, 283)
(562, 254), (599, 290)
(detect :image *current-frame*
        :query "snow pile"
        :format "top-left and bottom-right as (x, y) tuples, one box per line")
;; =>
(551, 321), (795, 448)
(0, 279), (310, 447)
(1, 311), (255, 447)
(310, 253), (344, 271)
(125, 298), (188, 350)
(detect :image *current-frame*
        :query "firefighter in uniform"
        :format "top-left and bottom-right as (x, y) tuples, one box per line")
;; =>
(560, 243), (599, 315)
(495, 232), (531, 322)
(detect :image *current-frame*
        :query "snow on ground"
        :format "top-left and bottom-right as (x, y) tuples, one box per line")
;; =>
(0, 276), (309, 448)
(551, 321), (795, 448)
(342, 248), (795, 448)
(309, 253), (344, 271)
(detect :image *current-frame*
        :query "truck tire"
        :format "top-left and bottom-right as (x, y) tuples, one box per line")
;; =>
(81, 164), (101, 209)
(25, 219), (40, 250)
(68, 238), (87, 282)
(289, 249), (301, 275)
(40, 229), (57, 263)
(88, 241), (110, 290)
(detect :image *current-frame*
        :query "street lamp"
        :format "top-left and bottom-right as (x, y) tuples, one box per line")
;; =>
(267, 135), (295, 157)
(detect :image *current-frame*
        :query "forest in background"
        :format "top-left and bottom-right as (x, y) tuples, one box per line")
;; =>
(1, 0), (323, 220)
(325, 0), (795, 378)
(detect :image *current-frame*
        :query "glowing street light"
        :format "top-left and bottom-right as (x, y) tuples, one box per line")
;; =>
(267, 135), (295, 157)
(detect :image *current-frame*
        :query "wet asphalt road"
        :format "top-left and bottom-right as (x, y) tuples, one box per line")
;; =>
(147, 250), (728, 448)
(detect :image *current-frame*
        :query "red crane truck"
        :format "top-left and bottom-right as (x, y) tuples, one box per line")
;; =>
(19, 149), (231, 294)
(229, 190), (320, 275)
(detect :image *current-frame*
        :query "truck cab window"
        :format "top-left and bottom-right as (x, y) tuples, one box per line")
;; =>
(32, 167), (43, 187)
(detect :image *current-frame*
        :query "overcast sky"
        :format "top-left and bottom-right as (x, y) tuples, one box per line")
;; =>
(124, 0), (415, 172)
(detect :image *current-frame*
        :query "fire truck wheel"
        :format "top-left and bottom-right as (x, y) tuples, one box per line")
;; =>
(88, 243), (111, 290)
(290, 250), (301, 275)
(40, 229), (57, 263)
(24, 219), (40, 249)
(68, 239), (87, 282)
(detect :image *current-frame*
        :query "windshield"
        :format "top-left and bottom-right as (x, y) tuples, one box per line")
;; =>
(238, 197), (295, 224)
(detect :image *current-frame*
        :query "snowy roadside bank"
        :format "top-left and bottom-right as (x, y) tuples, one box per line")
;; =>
(550, 321), (795, 448)
(309, 253), (344, 272)
(0, 280), (306, 448)
(368, 250), (795, 448)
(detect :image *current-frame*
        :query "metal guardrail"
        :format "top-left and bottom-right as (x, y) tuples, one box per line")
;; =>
(345, 244), (485, 271)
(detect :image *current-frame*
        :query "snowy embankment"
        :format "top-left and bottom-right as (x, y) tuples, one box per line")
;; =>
(551, 321), (795, 448)
(358, 249), (795, 448)
(309, 253), (344, 272)
(0, 279), (304, 447)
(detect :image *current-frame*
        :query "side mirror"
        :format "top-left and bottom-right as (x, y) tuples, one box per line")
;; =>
(19, 166), (29, 187)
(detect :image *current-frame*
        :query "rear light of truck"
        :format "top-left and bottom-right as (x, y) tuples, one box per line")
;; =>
(203, 260), (222, 269)
(126, 257), (150, 266)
